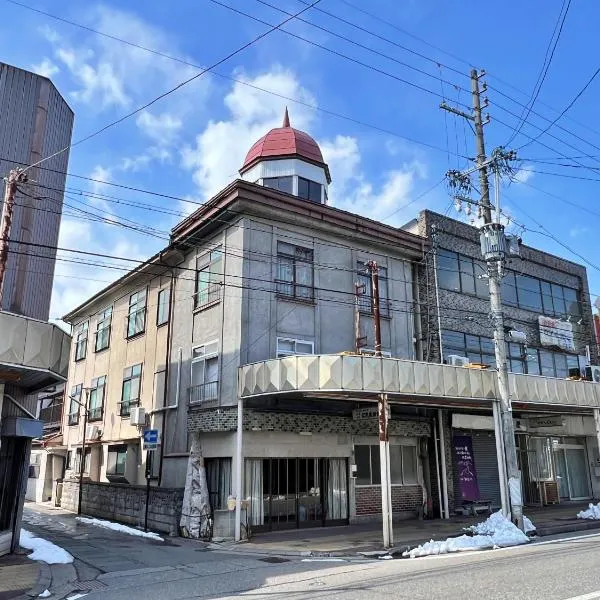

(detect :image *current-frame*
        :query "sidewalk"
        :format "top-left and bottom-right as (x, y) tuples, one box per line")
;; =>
(0, 553), (43, 600)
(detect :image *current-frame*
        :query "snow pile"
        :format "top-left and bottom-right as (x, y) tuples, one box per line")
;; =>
(523, 515), (537, 533)
(38, 590), (51, 598)
(404, 511), (529, 558)
(577, 503), (600, 520)
(20, 529), (73, 564)
(76, 517), (163, 541)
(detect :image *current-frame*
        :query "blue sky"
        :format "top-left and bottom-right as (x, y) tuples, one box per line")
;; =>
(2, 0), (599, 319)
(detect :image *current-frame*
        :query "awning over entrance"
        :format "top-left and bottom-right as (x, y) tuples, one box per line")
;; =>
(238, 355), (600, 411)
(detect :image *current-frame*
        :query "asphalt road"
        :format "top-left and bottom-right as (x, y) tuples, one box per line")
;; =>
(21, 504), (600, 600)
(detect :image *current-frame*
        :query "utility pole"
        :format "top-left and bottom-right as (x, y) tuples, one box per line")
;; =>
(367, 261), (393, 548)
(78, 388), (90, 516)
(0, 169), (26, 306)
(443, 70), (523, 529)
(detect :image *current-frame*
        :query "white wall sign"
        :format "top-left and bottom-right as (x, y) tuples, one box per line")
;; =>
(528, 416), (564, 428)
(538, 316), (576, 352)
(352, 406), (390, 421)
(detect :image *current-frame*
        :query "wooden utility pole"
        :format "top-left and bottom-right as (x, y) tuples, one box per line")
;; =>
(368, 261), (393, 548)
(78, 388), (90, 516)
(0, 169), (26, 307)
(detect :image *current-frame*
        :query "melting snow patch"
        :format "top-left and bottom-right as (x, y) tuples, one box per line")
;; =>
(38, 590), (51, 598)
(577, 503), (600, 519)
(403, 511), (529, 558)
(76, 517), (163, 541)
(66, 595), (88, 600)
(20, 529), (73, 564)
(523, 515), (536, 533)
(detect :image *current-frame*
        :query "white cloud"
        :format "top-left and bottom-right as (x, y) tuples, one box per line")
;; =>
(30, 58), (59, 79)
(513, 165), (534, 184)
(136, 111), (182, 143)
(181, 67), (316, 199)
(570, 226), (589, 238)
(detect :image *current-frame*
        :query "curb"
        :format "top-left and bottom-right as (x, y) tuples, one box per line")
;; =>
(12, 560), (51, 600)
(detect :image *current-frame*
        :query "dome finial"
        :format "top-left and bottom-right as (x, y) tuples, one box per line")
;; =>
(282, 106), (290, 128)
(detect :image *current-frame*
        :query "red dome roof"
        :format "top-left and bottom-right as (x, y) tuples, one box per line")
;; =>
(241, 109), (331, 182)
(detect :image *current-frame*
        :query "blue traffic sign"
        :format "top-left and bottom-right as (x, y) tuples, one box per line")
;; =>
(143, 429), (159, 444)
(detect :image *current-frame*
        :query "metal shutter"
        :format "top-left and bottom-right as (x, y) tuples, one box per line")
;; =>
(452, 429), (501, 510)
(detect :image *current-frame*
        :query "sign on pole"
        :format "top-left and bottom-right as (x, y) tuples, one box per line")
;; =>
(143, 429), (159, 451)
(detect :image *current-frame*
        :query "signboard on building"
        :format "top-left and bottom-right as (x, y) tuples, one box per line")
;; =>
(352, 406), (390, 421)
(539, 316), (576, 352)
(453, 435), (480, 501)
(528, 416), (564, 428)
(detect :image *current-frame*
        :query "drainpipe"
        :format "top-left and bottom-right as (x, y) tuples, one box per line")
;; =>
(437, 409), (449, 519)
(234, 397), (243, 541)
(432, 247), (444, 363)
(412, 263), (424, 361)
(158, 269), (176, 487)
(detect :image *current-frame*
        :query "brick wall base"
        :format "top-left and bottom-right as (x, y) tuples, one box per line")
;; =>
(354, 485), (423, 516)
(60, 480), (184, 536)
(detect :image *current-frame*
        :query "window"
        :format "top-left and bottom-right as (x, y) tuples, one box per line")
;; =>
(354, 443), (418, 485)
(190, 342), (219, 405)
(195, 247), (223, 309)
(66, 450), (72, 470)
(126, 290), (146, 338)
(95, 307), (112, 352)
(441, 330), (495, 367)
(357, 263), (390, 317)
(297, 177), (322, 203)
(120, 364), (142, 416)
(74, 321), (88, 361)
(68, 384), (82, 426)
(206, 458), (232, 510)
(73, 447), (91, 474)
(502, 272), (580, 317)
(263, 176), (293, 194)
(276, 337), (314, 357)
(437, 249), (488, 298)
(507, 342), (526, 374)
(157, 288), (170, 326)
(276, 242), (314, 301)
(107, 445), (127, 476)
(88, 376), (106, 421)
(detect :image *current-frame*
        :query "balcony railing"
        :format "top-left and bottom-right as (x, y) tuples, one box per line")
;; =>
(40, 402), (63, 429)
(88, 406), (103, 422)
(189, 381), (219, 406)
(194, 283), (221, 310)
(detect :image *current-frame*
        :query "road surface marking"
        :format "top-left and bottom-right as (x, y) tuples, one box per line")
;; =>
(560, 592), (600, 600)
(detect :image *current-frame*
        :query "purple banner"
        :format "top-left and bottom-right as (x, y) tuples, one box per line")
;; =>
(453, 435), (480, 501)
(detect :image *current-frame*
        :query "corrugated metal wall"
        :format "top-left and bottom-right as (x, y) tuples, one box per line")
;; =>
(0, 63), (73, 322)
(452, 429), (501, 509)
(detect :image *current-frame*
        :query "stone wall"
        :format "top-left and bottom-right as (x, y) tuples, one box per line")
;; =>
(61, 480), (183, 536)
(188, 407), (431, 437)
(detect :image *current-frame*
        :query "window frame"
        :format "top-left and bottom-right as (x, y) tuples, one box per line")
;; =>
(74, 447), (91, 474)
(68, 384), (82, 426)
(157, 288), (170, 326)
(205, 457), (232, 511)
(107, 444), (128, 476)
(74, 321), (89, 361)
(276, 337), (315, 358)
(88, 376), (106, 422)
(275, 242), (314, 302)
(297, 176), (322, 203)
(190, 341), (220, 405)
(437, 249), (488, 299)
(194, 247), (223, 310)
(120, 363), (142, 417)
(263, 176), (293, 194)
(94, 307), (112, 352)
(126, 290), (147, 339)
(354, 442), (418, 486)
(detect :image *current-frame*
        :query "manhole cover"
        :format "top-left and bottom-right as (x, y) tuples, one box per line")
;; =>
(74, 580), (107, 591)
(259, 556), (290, 564)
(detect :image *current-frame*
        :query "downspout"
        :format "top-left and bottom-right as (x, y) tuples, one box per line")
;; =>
(432, 248), (444, 364)
(412, 263), (424, 361)
(158, 268), (176, 487)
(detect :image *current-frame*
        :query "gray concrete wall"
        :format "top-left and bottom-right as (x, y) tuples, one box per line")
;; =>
(0, 62), (73, 321)
(60, 480), (183, 535)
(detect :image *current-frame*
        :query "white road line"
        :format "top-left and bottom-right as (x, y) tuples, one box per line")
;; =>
(560, 592), (600, 600)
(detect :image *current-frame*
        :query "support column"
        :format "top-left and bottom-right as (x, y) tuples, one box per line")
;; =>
(433, 420), (443, 519)
(493, 401), (510, 516)
(234, 398), (243, 542)
(438, 409), (449, 519)
(594, 409), (600, 469)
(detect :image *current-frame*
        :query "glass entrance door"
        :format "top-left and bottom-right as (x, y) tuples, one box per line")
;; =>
(554, 447), (569, 500)
(565, 448), (590, 499)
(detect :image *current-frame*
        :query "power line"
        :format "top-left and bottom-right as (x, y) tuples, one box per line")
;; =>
(505, 0), (572, 146)
(20, 0), (323, 174)
(517, 67), (600, 151)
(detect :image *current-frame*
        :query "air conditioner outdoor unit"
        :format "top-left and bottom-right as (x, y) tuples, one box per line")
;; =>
(586, 365), (600, 383)
(447, 355), (470, 367)
(129, 407), (146, 426)
(85, 425), (101, 440)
